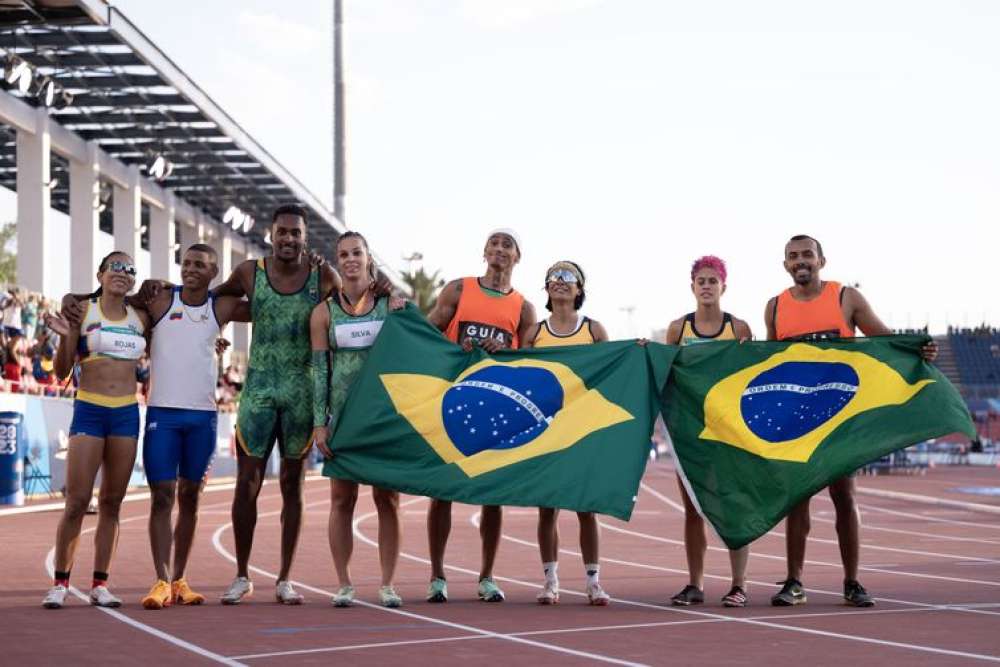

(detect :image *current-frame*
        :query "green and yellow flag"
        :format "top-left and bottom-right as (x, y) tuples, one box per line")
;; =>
(663, 335), (975, 549)
(327, 307), (676, 519)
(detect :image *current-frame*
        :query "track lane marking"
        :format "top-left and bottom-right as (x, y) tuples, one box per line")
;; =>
(210, 496), (647, 667)
(460, 510), (1000, 663)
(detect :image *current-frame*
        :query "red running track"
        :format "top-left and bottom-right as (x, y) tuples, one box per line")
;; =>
(1, 462), (999, 666)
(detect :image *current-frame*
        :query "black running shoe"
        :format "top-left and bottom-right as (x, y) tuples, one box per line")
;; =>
(671, 584), (705, 606)
(770, 579), (807, 606)
(844, 579), (875, 607)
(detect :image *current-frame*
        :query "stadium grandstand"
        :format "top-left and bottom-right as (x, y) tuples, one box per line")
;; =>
(0, 0), (403, 362)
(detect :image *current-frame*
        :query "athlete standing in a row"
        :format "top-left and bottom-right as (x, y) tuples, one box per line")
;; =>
(524, 261), (612, 606)
(310, 232), (403, 608)
(139, 244), (250, 609)
(43, 252), (149, 609)
(765, 234), (937, 608)
(425, 229), (537, 602)
(666, 255), (752, 608)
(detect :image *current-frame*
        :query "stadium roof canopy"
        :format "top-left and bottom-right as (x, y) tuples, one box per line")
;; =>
(0, 0), (383, 270)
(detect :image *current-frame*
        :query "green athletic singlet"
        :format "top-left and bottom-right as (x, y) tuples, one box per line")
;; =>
(236, 258), (320, 459)
(319, 294), (388, 479)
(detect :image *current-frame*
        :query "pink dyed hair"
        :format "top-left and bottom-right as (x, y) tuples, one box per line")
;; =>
(690, 255), (727, 283)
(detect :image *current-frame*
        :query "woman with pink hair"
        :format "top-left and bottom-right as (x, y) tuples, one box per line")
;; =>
(665, 255), (753, 608)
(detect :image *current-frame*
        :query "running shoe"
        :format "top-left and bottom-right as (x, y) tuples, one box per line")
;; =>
(670, 584), (704, 606)
(331, 585), (355, 608)
(721, 585), (748, 608)
(141, 579), (173, 610)
(171, 578), (205, 606)
(844, 580), (875, 607)
(477, 577), (505, 602)
(379, 585), (403, 608)
(275, 580), (304, 605)
(536, 580), (560, 605)
(90, 585), (122, 608)
(220, 576), (254, 605)
(426, 577), (448, 603)
(42, 584), (68, 609)
(771, 579), (807, 606)
(586, 581), (611, 606)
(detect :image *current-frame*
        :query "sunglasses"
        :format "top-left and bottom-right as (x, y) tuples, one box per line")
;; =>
(106, 260), (136, 277)
(546, 269), (579, 284)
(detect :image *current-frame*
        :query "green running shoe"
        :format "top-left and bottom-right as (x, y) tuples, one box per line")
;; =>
(478, 577), (505, 602)
(426, 577), (448, 603)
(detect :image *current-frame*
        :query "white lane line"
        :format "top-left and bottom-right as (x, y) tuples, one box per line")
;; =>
(232, 606), (949, 660)
(210, 497), (647, 667)
(5, 475), (329, 518)
(43, 511), (243, 666)
(810, 510), (1000, 547)
(636, 482), (1000, 586)
(630, 484), (1000, 618)
(460, 512), (1000, 663)
(857, 502), (1000, 532)
(232, 635), (489, 659)
(855, 487), (1000, 515)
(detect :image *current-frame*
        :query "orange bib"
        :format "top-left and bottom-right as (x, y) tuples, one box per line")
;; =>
(774, 281), (854, 341)
(444, 277), (525, 349)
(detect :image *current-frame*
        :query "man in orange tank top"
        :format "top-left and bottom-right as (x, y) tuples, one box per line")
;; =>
(764, 235), (938, 608)
(423, 229), (538, 603)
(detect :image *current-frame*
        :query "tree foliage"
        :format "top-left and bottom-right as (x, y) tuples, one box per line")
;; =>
(0, 222), (15, 285)
(401, 266), (445, 314)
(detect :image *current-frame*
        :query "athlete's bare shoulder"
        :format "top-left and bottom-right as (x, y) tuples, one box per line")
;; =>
(665, 317), (686, 345)
(589, 318), (610, 343)
(731, 316), (753, 341)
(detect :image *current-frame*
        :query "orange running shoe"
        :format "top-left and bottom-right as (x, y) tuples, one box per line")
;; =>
(142, 580), (173, 610)
(172, 578), (206, 605)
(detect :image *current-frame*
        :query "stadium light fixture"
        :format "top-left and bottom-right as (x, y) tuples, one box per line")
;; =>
(223, 205), (254, 233)
(36, 77), (56, 107)
(147, 153), (173, 181)
(5, 58), (32, 94)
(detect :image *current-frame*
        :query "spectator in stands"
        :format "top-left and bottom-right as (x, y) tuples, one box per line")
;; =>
(1, 286), (24, 337)
(22, 293), (38, 341)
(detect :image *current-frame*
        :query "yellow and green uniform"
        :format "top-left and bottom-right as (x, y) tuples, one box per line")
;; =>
(678, 312), (737, 346)
(313, 294), (389, 478)
(236, 259), (321, 459)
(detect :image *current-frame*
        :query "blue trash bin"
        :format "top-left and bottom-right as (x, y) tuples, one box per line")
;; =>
(0, 412), (26, 506)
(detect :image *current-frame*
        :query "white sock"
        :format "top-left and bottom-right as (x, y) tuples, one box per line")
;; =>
(585, 563), (600, 586)
(542, 561), (559, 584)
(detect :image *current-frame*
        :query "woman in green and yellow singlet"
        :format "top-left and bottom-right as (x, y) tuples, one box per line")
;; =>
(309, 232), (403, 609)
(523, 261), (612, 606)
(665, 255), (753, 608)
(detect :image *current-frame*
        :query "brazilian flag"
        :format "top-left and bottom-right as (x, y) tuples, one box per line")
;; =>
(663, 335), (976, 549)
(327, 307), (676, 519)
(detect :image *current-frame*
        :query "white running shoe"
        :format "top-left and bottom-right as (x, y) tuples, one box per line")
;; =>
(89, 585), (122, 608)
(378, 585), (403, 608)
(331, 585), (355, 608)
(536, 580), (560, 605)
(275, 580), (304, 605)
(586, 581), (611, 606)
(220, 576), (254, 605)
(42, 585), (68, 609)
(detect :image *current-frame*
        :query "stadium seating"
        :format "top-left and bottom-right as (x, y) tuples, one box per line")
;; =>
(948, 329), (1000, 386)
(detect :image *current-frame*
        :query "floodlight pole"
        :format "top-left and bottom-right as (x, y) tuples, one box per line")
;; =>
(333, 0), (346, 224)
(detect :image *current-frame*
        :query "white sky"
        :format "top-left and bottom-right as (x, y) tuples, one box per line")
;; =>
(33, 2), (1000, 336)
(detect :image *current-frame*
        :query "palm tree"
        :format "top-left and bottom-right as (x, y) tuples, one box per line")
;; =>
(402, 266), (445, 314)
